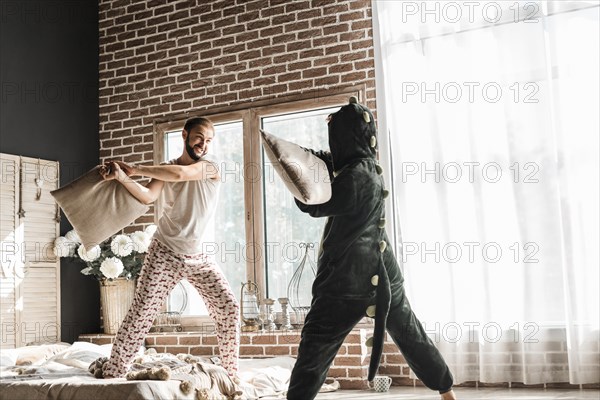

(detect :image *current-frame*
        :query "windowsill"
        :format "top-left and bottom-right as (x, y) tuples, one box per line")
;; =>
(173, 317), (374, 332)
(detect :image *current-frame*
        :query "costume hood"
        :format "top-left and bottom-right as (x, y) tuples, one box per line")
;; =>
(328, 96), (377, 173)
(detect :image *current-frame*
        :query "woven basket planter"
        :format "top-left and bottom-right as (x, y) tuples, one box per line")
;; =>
(99, 278), (136, 334)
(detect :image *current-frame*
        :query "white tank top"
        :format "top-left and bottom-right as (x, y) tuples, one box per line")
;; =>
(153, 157), (220, 255)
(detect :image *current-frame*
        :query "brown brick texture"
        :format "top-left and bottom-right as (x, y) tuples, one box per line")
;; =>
(98, 0), (376, 175)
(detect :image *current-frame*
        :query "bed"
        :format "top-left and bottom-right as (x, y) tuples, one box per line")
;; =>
(0, 342), (337, 399)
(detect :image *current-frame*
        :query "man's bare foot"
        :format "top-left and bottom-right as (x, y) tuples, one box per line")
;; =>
(441, 389), (457, 400)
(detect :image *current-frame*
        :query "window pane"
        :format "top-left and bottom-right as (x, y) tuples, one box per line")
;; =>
(165, 132), (183, 162)
(164, 121), (245, 316)
(261, 107), (339, 302)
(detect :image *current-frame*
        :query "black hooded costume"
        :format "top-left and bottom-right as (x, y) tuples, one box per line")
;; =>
(286, 97), (454, 399)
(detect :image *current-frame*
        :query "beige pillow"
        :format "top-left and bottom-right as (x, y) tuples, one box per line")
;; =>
(261, 130), (331, 205)
(51, 166), (149, 249)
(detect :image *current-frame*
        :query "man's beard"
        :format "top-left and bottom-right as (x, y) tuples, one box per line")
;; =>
(185, 136), (204, 161)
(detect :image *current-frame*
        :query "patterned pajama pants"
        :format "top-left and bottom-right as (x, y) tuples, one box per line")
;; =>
(102, 239), (240, 378)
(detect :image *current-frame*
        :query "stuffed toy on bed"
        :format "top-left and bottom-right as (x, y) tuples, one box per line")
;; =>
(283, 97), (454, 400)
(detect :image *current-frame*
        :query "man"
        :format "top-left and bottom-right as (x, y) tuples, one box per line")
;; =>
(97, 117), (240, 379)
(286, 98), (456, 399)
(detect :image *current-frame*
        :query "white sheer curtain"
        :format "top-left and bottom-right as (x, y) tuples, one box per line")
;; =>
(373, 1), (599, 384)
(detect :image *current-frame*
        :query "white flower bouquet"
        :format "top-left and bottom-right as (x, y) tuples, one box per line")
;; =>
(53, 225), (157, 280)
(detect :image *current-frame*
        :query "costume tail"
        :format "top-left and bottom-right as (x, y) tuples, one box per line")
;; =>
(368, 263), (391, 381)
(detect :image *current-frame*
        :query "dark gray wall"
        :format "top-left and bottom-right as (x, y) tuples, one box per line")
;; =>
(1, 0), (100, 342)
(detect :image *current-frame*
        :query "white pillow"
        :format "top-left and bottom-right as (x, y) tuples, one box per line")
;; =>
(261, 130), (331, 205)
(46, 342), (113, 370)
(14, 343), (70, 366)
(0, 349), (18, 367)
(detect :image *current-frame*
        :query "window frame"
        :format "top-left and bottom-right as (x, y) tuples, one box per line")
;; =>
(153, 86), (365, 328)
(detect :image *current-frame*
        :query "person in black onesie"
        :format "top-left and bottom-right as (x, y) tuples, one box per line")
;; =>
(286, 97), (456, 400)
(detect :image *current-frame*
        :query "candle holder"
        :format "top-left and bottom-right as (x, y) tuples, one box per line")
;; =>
(278, 297), (293, 330)
(261, 298), (277, 331)
(240, 281), (261, 332)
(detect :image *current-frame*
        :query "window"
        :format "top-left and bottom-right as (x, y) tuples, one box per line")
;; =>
(155, 89), (363, 323)
(261, 108), (338, 300)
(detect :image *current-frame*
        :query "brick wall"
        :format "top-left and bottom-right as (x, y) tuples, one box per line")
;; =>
(98, 0), (377, 232)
